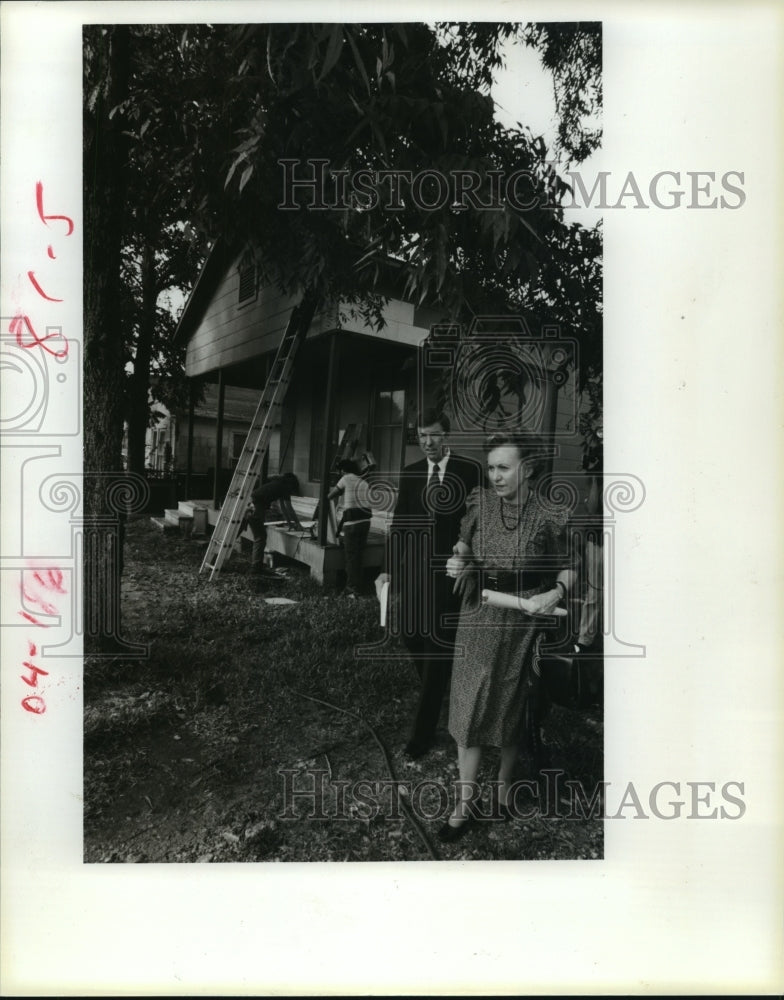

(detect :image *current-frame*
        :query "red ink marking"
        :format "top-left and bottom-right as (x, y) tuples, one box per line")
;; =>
(19, 610), (48, 627)
(21, 582), (58, 616)
(21, 662), (50, 687)
(18, 569), (63, 716)
(9, 313), (68, 359)
(47, 245), (56, 259)
(21, 695), (46, 715)
(33, 568), (66, 594)
(27, 271), (63, 302)
(35, 181), (74, 235)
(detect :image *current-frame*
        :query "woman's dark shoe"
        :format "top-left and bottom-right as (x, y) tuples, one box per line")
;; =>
(404, 739), (432, 760)
(437, 814), (477, 843)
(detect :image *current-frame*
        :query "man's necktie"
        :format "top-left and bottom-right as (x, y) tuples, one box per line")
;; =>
(425, 463), (440, 513)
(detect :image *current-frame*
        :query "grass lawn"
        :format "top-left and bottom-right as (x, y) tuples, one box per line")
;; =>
(84, 517), (604, 863)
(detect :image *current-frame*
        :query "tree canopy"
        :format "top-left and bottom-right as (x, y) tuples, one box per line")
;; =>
(105, 23), (600, 329)
(87, 23), (603, 448)
(440, 21), (602, 164)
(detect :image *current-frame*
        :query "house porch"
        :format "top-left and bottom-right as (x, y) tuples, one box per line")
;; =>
(176, 498), (390, 587)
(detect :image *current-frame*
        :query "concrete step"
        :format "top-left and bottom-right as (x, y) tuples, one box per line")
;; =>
(163, 508), (183, 527)
(150, 516), (179, 534)
(177, 501), (209, 536)
(177, 500), (210, 517)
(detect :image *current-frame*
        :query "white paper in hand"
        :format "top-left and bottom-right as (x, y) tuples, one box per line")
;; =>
(379, 580), (390, 627)
(481, 589), (567, 616)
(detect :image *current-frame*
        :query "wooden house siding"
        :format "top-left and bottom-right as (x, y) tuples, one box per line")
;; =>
(177, 416), (252, 473)
(184, 251), (436, 377)
(185, 251), (338, 377)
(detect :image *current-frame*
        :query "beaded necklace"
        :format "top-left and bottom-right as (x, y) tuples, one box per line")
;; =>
(499, 486), (530, 532)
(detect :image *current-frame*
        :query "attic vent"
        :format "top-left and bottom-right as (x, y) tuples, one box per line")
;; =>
(238, 258), (257, 304)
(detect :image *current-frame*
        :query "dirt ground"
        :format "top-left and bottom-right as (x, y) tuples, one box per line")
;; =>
(84, 519), (604, 863)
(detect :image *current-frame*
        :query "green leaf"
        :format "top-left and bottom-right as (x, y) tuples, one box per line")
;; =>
(224, 155), (244, 189)
(239, 165), (254, 192)
(266, 29), (275, 84)
(345, 29), (371, 96)
(317, 25), (344, 83)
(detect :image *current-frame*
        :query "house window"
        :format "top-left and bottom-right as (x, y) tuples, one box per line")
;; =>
(231, 432), (246, 463)
(237, 254), (257, 305)
(371, 388), (406, 486)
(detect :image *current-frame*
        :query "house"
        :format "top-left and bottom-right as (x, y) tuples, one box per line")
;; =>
(178, 382), (259, 474)
(123, 381), (258, 484)
(172, 241), (588, 584)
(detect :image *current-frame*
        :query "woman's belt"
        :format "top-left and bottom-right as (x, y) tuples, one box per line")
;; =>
(342, 507), (372, 523)
(337, 507), (372, 534)
(483, 569), (548, 594)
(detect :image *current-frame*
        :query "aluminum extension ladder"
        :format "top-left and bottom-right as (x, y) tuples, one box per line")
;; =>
(329, 422), (365, 477)
(199, 302), (309, 579)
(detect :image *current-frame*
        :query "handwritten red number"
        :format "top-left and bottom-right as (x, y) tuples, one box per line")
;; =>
(35, 181), (74, 235)
(19, 610), (48, 627)
(21, 582), (58, 616)
(19, 569), (66, 627)
(33, 568), (66, 594)
(21, 661), (50, 687)
(27, 271), (63, 302)
(9, 314), (68, 359)
(22, 696), (46, 715)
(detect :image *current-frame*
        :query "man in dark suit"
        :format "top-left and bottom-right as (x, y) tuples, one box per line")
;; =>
(375, 409), (483, 759)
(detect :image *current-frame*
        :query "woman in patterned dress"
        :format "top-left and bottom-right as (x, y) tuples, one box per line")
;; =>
(439, 432), (577, 843)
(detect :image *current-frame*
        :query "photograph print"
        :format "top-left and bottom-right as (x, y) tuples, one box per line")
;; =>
(82, 20), (604, 863)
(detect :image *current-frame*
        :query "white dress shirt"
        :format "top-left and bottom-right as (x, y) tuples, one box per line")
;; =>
(427, 452), (450, 484)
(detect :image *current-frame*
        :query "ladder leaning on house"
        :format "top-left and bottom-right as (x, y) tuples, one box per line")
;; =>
(199, 301), (310, 580)
(329, 422), (365, 477)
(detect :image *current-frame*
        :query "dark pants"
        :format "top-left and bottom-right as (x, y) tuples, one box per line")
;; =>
(405, 636), (456, 748)
(400, 564), (460, 747)
(341, 518), (370, 592)
(247, 511), (267, 573)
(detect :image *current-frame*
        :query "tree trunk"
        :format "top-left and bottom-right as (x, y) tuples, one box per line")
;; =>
(83, 26), (134, 655)
(126, 239), (158, 476)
